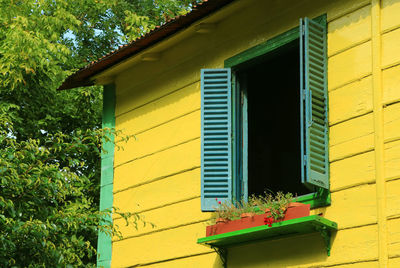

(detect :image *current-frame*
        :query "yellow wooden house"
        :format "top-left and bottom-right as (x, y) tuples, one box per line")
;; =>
(59, 0), (400, 267)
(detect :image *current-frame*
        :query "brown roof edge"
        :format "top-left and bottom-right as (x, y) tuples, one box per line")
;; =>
(58, 0), (235, 90)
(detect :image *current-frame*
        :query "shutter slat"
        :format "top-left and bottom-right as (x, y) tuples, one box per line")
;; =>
(203, 87), (229, 91)
(311, 96), (325, 106)
(204, 183), (229, 187)
(312, 116), (325, 125)
(204, 154), (228, 158)
(310, 144), (325, 155)
(204, 107), (229, 111)
(204, 123), (228, 127)
(309, 67), (324, 78)
(203, 160), (229, 164)
(301, 16), (329, 190)
(204, 135), (230, 140)
(203, 73), (229, 78)
(204, 116), (229, 119)
(310, 152), (325, 162)
(204, 94), (230, 99)
(201, 68), (232, 211)
(204, 175), (229, 178)
(309, 50), (324, 62)
(203, 97), (228, 101)
(204, 95), (230, 102)
(204, 179), (229, 183)
(309, 81), (324, 91)
(204, 141), (229, 145)
(204, 102), (228, 106)
(204, 80), (230, 84)
(310, 140), (325, 151)
(203, 153), (229, 157)
(204, 154), (229, 157)
(205, 128), (226, 132)
(309, 61), (324, 73)
(309, 39), (324, 51)
(312, 110), (325, 121)
(204, 126), (229, 129)
(310, 127), (325, 137)
(309, 73), (324, 84)
(204, 91), (228, 94)
(310, 165), (325, 174)
(310, 132), (325, 144)
(204, 137), (228, 142)
(311, 123), (325, 132)
(312, 103), (325, 114)
(308, 30), (324, 43)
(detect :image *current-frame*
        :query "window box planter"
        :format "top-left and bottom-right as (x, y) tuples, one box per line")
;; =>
(206, 202), (311, 237)
(198, 215), (338, 267)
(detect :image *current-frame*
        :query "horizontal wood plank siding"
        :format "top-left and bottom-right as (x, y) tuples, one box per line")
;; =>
(109, 0), (400, 266)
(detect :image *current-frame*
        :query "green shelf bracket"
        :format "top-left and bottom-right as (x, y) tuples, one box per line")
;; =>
(316, 226), (332, 256)
(212, 246), (227, 268)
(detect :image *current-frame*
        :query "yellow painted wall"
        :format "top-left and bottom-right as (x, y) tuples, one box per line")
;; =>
(108, 0), (400, 267)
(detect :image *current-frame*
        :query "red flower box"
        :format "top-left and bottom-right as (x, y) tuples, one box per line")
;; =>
(206, 203), (311, 237)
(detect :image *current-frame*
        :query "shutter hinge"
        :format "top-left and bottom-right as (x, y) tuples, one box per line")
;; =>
(303, 89), (306, 100)
(303, 155), (307, 165)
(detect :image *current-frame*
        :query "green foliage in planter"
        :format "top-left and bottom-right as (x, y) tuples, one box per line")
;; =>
(250, 192), (294, 220)
(212, 192), (294, 224)
(213, 199), (239, 221)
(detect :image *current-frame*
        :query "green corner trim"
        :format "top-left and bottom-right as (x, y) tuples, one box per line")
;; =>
(97, 84), (116, 268)
(198, 215), (337, 256)
(97, 259), (111, 268)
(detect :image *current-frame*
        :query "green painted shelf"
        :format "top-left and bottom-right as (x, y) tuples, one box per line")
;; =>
(198, 215), (337, 256)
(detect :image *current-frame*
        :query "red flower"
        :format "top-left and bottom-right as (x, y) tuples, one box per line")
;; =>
(215, 198), (218, 201)
(218, 201), (221, 204)
(264, 217), (273, 227)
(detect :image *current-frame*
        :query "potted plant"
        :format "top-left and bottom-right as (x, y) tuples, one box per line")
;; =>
(214, 198), (237, 224)
(206, 192), (310, 236)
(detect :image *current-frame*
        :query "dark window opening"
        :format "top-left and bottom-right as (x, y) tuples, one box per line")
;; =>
(238, 39), (311, 198)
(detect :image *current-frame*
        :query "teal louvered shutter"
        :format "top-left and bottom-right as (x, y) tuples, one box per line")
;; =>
(201, 68), (232, 211)
(300, 17), (329, 190)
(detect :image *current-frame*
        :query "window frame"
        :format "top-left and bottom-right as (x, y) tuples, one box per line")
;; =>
(224, 16), (330, 209)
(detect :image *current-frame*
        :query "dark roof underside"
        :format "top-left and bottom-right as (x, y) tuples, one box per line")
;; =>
(58, 0), (235, 90)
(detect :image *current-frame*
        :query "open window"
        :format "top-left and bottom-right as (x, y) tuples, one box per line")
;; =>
(236, 39), (309, 199)
(201, 16), (328, 211)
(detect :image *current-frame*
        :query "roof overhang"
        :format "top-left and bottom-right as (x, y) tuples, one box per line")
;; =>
(58, 0), (235, 90)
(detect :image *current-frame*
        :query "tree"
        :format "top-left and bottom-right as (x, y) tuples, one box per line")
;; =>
(0, 0), (198, 266)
